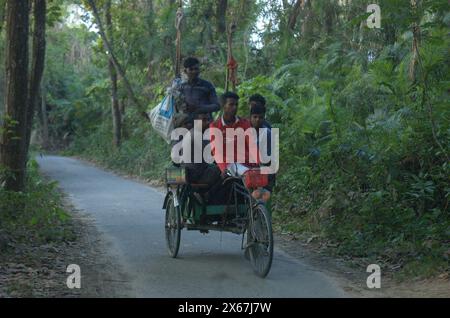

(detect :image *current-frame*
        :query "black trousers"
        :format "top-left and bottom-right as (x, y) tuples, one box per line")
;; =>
(186, 164), (221, 187)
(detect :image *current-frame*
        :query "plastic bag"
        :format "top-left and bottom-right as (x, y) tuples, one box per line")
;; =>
(148, 78), (186, 143)
(148, 94), (176, 144)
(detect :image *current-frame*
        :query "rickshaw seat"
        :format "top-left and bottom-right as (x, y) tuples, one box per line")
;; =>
(189, 183), (209, 190)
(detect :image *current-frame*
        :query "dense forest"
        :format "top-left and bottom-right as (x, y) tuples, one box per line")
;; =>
(0, 0), (449, 279)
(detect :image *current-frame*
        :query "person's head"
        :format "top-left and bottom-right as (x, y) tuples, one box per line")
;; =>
(249, 94), (266, 111)
(250, 103), (266, 129)
(184, 57), (200, 81)
(221, 92), (240, 119)
(195, 112), (211, 131)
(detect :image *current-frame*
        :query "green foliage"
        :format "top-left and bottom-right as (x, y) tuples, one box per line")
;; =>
(47, 0), (65, 27)
(34, 0), (450, 278)
(67, 117), (170, 180)
(0, 159), (73, 245)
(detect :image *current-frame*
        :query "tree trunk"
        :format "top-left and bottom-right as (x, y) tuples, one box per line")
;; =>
(86, 0), (149, 120)
(25, 0), (46, 162)
(301, 0), (313, 40)
(105, 0), (121, 148)
(0, 0), (30, 192)
(409, 0), (420, 83)
(0, 0), (6, 33)
(146, 0), (153, 12)
(40, 82), (49, 150)
(288, 0), (303, 31)
(120, 97), (126, 116)
(203, 3), (214, 49)
(216, 0), (227, 35)
(324, 1), (334, 35)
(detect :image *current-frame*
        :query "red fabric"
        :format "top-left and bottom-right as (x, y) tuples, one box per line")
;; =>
(227, 57), (238, 70)
(210, 117), (260, 173)
(244, 169), (269, 188)
(227, 57), (238, 87)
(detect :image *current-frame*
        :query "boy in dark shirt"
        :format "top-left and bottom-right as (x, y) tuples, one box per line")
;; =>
(249, 94), (272, 129)
(249, 98), (276, 203)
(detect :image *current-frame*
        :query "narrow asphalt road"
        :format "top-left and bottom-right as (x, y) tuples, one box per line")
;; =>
(37, 155), (347, 298)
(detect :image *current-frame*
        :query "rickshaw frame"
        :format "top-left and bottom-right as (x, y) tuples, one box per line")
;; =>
(163, 166), (274, 278)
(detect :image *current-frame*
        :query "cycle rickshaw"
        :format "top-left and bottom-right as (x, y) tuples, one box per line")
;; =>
(163, 163), (274, 278)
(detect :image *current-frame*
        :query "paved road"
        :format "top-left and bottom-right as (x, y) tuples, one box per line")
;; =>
(37, 155), (347, 298)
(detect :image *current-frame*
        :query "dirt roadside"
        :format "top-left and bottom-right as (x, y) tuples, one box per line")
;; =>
(0, 195), (132, 298)
(275, 232), (449, 298)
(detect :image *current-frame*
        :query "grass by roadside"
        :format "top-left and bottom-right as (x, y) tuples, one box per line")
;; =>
(271, 191), (449, 282)
(62, 125), (170, 181)
(0, 159), (76, 297)
(0, 158), (128, 297)
(0, 159), (75, 254)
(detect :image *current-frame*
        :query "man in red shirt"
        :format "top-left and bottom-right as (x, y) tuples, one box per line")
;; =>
(209, 92), (259, 176)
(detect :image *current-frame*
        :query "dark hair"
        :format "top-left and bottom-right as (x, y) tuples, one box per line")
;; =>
(250, 103), (266, 115)
(220, 91), (240, 106)
(184, 57), (200, 69)
(249, 94), (266, 106)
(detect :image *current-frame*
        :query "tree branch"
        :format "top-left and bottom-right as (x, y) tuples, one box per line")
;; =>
(288, 0), (304, 31)
(86, 0), (149, 120)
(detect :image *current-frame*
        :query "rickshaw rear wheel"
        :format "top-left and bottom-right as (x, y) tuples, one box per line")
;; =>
(165, 192), (181, 258)
(248, 203), (273, 278)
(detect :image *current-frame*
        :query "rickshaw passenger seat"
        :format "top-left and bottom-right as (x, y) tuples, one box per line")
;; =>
(189, 183), (209, 190)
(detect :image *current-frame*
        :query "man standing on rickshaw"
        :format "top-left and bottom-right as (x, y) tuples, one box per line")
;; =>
(175, 57), (222, 205)
(178, 57), (220, 124)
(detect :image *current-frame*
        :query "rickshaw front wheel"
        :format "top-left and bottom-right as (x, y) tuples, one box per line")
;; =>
(165, 192), (181, 258)
(248, 203), (273, 278)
